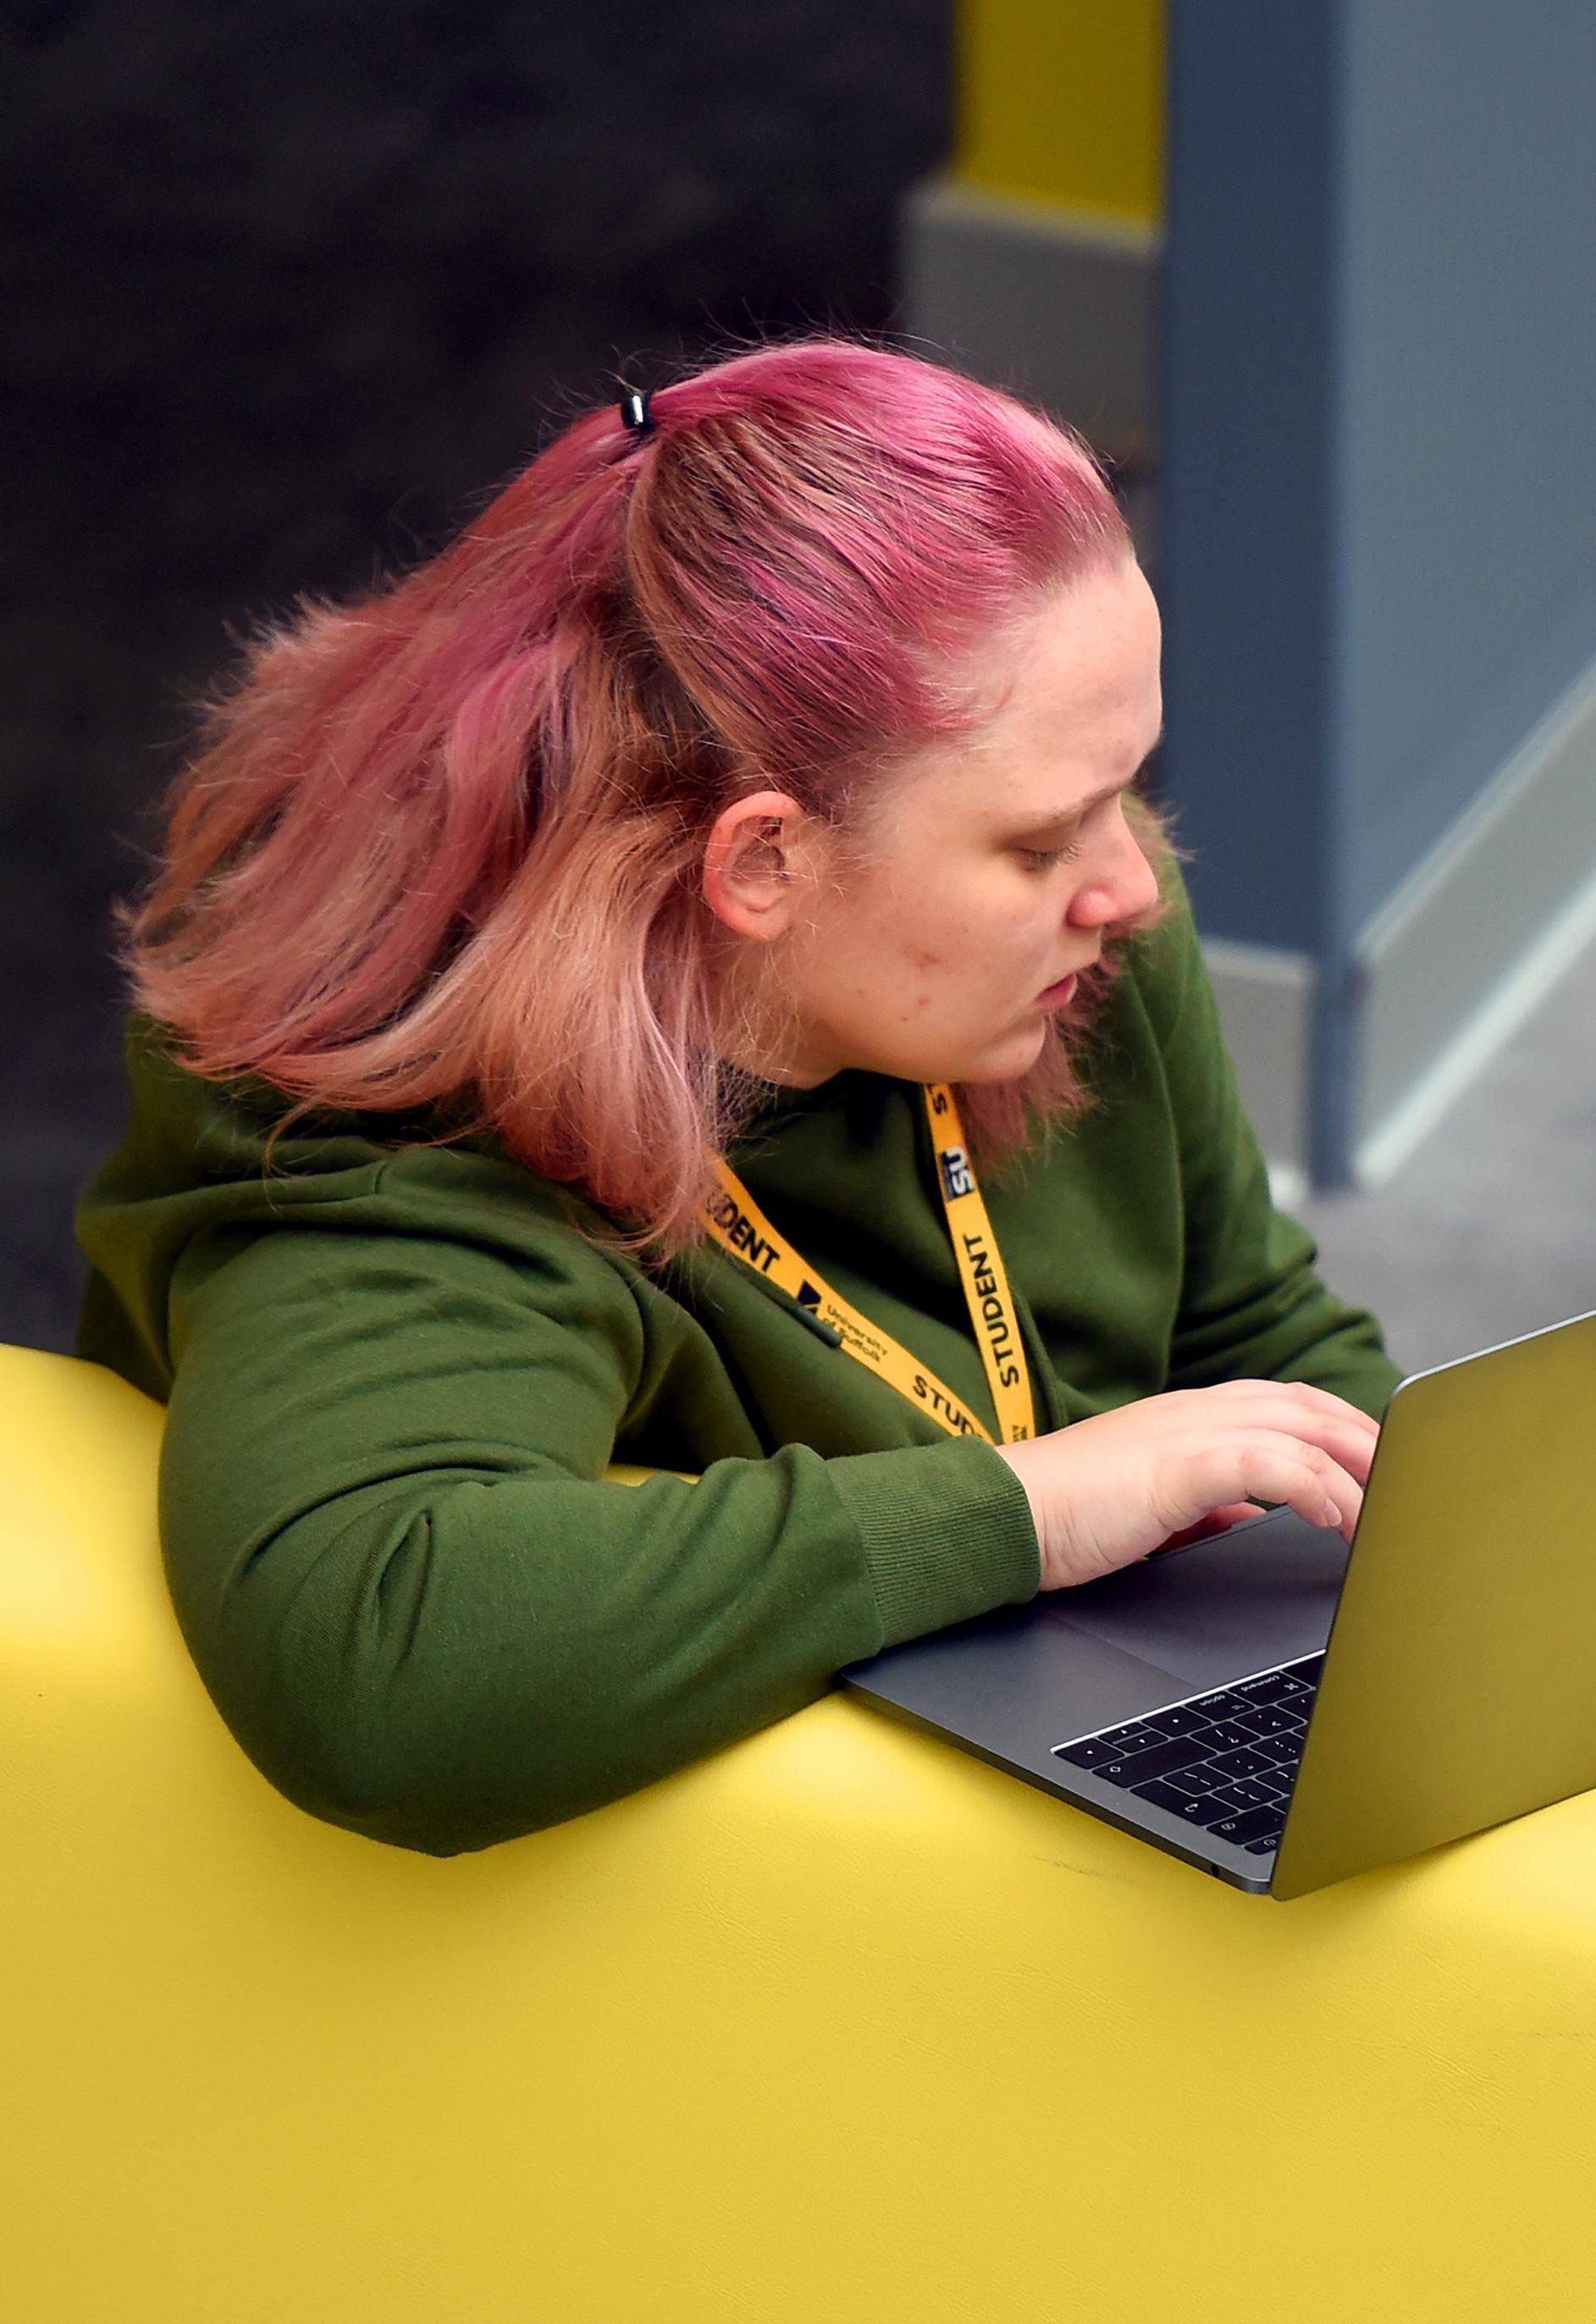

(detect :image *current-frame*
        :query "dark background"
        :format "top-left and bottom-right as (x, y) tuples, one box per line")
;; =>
(2, 0), (955, 1351)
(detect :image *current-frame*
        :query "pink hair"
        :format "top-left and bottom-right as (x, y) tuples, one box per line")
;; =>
(125, 330), (1168, 1265)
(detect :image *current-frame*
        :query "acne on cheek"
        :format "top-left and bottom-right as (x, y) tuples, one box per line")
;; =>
(901, 946), (943, 1013)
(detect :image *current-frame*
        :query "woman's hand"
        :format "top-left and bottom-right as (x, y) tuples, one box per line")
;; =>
(995, 1381), (1380, 1593)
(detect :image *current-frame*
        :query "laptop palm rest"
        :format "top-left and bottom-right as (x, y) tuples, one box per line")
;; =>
(844, 1510), (1350, 1766)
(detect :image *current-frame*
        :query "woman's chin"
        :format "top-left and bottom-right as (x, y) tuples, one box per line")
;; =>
(926, 1021), (1051, 1087)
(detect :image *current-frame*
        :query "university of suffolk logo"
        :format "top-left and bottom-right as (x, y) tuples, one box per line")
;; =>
(938, 1144), (975, 1200)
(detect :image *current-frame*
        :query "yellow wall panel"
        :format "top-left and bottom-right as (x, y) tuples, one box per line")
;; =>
(958, 0), (1164, 225)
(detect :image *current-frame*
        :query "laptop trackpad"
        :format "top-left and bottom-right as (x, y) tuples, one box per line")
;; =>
(1041, 1508), (1350, 1690)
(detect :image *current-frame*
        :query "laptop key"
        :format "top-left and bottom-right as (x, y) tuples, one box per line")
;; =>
(1165, 1765), (1223, 1797)
(1140, 1706), (1214, 1739)
(1230, 1706), (1302, 1740)
(1193, 1798), (1258, 1830)
(1207, 1744), (1273, 1779)
(1231, 1672), (1312, 1707)
(1186, 1690), (1249, 1719)
(1053, 1736), (1119, 1768)
(1129, 1779), (1229, 1825)
(1210, 1805), (1287, 1846)
(1207, 1778), (1276, 1812)
(1094, 1736), (1211, 1784)
(1201, 1719), (1267, 1752)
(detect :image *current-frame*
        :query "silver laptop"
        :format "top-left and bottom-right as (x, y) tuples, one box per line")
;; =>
(841, 1309), (1596, 1899)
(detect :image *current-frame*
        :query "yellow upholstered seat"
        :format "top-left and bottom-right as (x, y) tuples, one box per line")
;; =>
(4, 1339), (1595, 2321)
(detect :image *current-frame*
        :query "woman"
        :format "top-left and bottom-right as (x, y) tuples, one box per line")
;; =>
(76, 334), (1393, 1856)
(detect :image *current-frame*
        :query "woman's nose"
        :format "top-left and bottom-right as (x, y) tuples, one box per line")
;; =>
(1067, 822), (1161, 929)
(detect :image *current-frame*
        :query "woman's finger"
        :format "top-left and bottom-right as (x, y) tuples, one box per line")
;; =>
(1203, 1391), (1380, 1486)
(1210, 1379), (1381, 1447)
(1205, 1440), (1365, 1543)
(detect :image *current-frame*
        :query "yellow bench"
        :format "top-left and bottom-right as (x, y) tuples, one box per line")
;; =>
(5, 1339), (1595, 2322)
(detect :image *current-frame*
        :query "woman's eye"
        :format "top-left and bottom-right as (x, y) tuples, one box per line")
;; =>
(1019, 840), (1083, 871)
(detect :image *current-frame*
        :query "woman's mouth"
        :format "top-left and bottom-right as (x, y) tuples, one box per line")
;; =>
(1036, 973), (1078, 1008)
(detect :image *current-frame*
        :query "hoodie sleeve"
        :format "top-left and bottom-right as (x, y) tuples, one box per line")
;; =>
(151, 1173), (1041, 1856)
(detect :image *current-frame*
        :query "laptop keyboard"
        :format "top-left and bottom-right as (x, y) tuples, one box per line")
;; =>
(1050, 1653), (1324, 1857)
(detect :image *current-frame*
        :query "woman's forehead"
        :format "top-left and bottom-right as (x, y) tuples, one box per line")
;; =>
(986, 567), (1160, 734)
(892, 583), (1161, 830)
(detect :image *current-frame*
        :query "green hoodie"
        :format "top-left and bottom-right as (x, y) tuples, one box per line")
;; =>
(76, 884), (1399, 1856)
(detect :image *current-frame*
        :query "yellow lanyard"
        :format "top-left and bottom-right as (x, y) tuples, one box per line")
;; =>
(701, 1082), (1035, 1447)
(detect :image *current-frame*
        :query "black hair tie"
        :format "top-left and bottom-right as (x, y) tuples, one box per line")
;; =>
(619, 389), (655, 436)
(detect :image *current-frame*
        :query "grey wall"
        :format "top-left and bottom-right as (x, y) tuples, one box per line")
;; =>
(1161, 4), (1339, 959)
(1162, 0), (1596, 1181)
(1339, 0), (1596, 927)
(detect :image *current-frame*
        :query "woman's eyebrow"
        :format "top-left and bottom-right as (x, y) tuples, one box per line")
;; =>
(1008, 760), (1155, 840)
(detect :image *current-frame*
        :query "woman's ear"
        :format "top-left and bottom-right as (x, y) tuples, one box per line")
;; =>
(700, 789), (808, 940)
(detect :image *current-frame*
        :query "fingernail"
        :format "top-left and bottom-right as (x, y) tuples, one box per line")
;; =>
(1324, 1500), (1344, 1527)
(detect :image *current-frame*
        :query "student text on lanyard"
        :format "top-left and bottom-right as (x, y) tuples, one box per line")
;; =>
(699, 1083), (1035, 1446)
